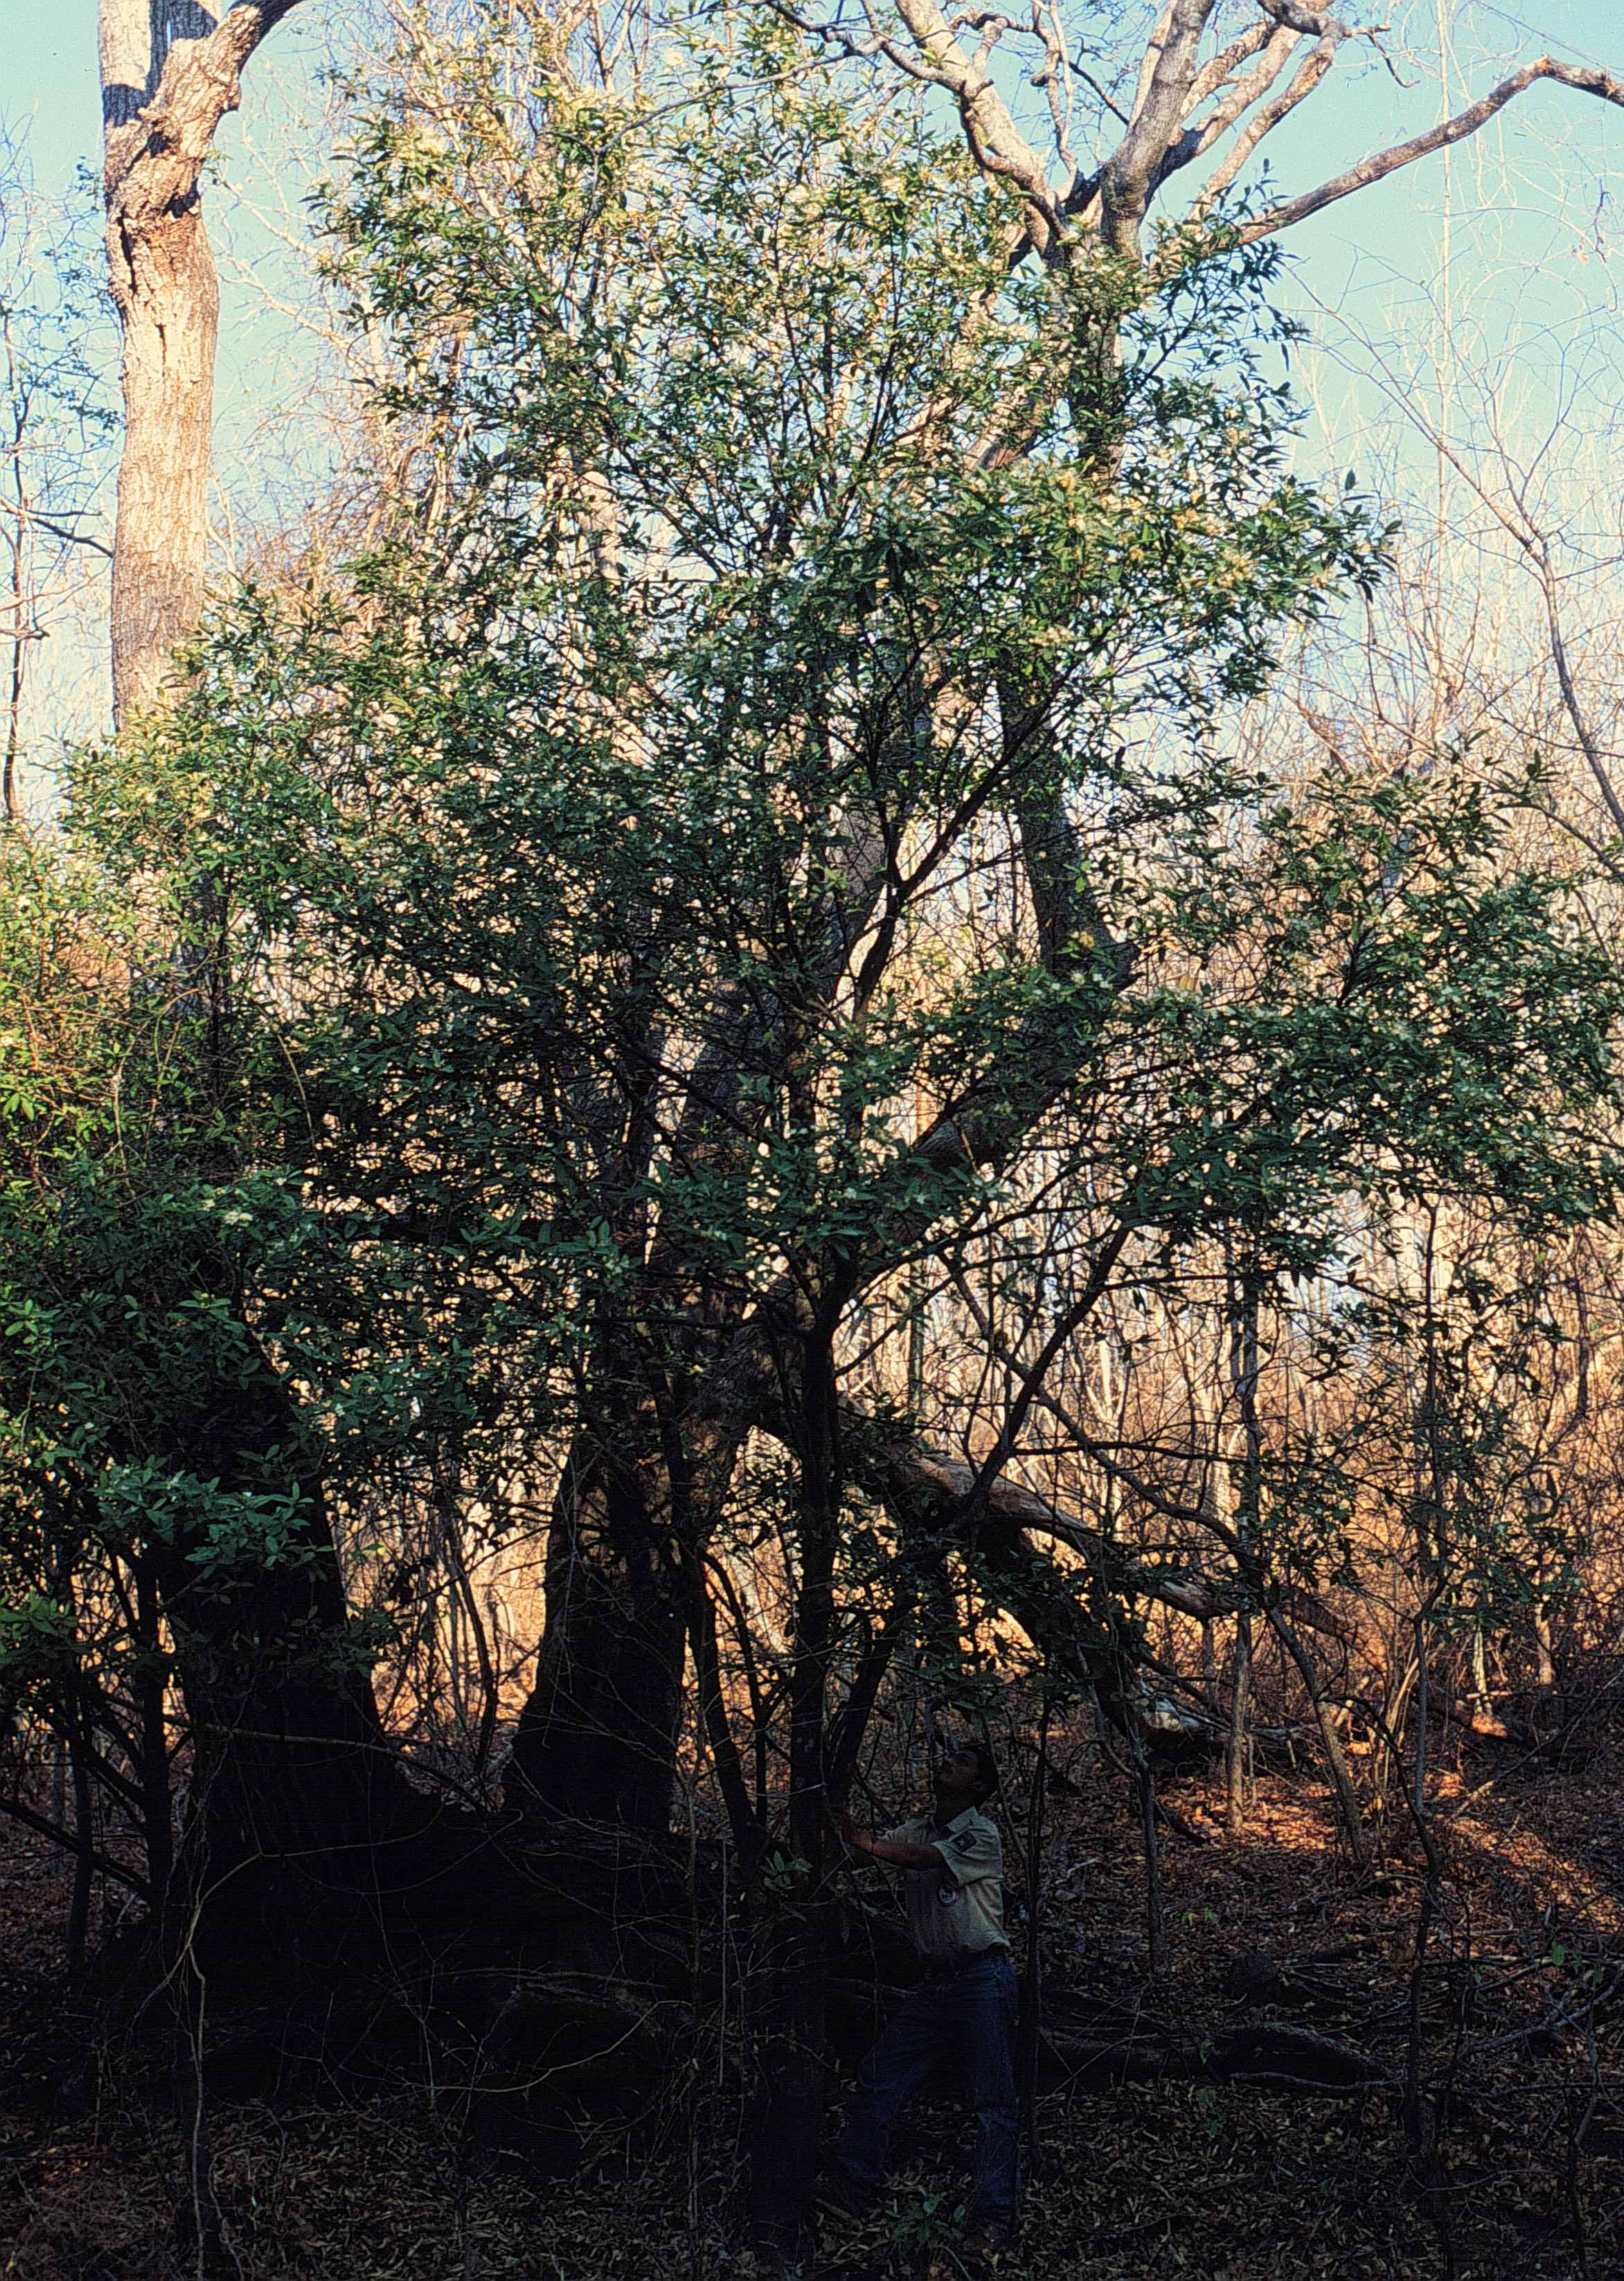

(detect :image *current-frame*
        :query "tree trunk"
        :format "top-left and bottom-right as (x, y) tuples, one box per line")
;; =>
(1135, 1735), (1163, 1976)
(1019, 1701), (1049, 2172)
(66, 1728), (96, 1975)
(1266, 1606), (1370, 1869)
(748, 1952), (829, 2260)
(100, 1), (305, 724)
(154, 1515), (427, 1905)
(136, 1352), (436, 1948)
(508, 1431), (689, 1833)
(1226, 1613), (1253, 1834)
(133, 1560), (174, 1907)
(747, 1332), (841, 2255)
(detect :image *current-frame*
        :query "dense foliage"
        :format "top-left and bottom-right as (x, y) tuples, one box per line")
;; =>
(2, 10), (1624, 2266)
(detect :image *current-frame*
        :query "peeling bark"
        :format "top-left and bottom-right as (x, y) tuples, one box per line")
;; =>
(99, 1), (306, 724)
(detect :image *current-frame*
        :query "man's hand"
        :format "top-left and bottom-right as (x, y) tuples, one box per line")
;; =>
(826, 1801), (873, 1859)
(826, 1800), (941, 1872)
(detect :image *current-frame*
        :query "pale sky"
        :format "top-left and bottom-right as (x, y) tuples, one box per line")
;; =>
(3, 3), (1623, 754)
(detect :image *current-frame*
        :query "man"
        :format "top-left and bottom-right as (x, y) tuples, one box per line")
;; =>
(822, 1742), (1018, 2258)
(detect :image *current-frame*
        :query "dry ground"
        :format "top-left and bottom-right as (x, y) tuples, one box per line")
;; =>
(3, 1699), (1621, 2280)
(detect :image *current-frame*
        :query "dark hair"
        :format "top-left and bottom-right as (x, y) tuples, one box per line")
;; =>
(966, 1743), (999, 1804)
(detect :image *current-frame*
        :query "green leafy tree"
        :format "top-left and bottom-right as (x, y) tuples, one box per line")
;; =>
(1, 3), (1622, 2246)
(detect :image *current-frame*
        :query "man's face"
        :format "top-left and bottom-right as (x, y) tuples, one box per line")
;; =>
(931, 1747), (982, 1809)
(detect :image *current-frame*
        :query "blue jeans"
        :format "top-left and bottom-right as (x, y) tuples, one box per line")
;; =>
(833, 1950), (1019, 2226)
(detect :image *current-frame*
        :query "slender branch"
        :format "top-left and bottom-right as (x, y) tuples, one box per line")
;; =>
(1236, 56), (1624, 244)
(0, 1791), (152, 1899)
(1192, 29), (1344, 204)
(1534, 544), (1624, 842)
(758, 0), (956, 89)
(1074, 62), (1130, 127)
(1308, 305), (1624, 839)
(0, 498), (114, 559)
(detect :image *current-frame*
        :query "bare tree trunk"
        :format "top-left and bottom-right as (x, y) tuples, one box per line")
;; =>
(1267, 1606), (1370, 1869)
(1134, 1730), (1162, 1976)
(66, 1727), (96, 1976)
(133, 1561), (174, 1908)
(2, 312), (26, 822)
(1227, 1275), (1262, 1834)
(99, 1), (305, 725)
(1535, 1603), (1558, 1693)
(1226, 1614), (1253, 1835)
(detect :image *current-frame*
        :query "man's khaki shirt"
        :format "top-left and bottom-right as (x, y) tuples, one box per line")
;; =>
(883, 1806), (1008, 1960)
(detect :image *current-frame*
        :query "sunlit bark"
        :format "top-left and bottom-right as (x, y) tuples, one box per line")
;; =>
(99, 1), (306, 724)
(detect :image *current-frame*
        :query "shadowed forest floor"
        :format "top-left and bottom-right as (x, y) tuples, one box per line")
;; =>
(4, 1691), (1623, 2280)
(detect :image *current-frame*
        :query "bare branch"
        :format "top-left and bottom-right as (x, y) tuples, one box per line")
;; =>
(889, 0), (1064, 242)
(1181, 19), (1277, 119)
(1299, 280), (1624, 839)
(1532, 542), (1624, 843)
(1073, 61), (1130, 127)
(0, 1791), (151, 1899)
(758, 0), (951, 91)
(889, 1442), (1231, 1618)
(1127, 3), (1179, 129)
(0, 497), (114, 560)
(1193, 28), (1344, 204)
(1236, 55), (1624, 245)
(1177, 15), (1286, 120)
(1256, 0), (1359, 33)
(1156, 22), (1302, 186)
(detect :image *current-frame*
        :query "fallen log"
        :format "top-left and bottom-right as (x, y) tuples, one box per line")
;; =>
(1039, 1992), (1389, 2097)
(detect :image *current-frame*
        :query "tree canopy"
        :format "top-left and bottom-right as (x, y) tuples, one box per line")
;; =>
(6, 3), (1624, 2271)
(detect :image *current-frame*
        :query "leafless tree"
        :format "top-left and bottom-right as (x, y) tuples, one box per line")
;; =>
(0, 129), (116, 815)
(98, 1), (310, 726)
